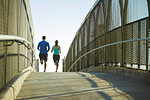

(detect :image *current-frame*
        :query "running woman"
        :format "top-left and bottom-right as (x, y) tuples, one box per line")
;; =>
(51, 40), (61, 72)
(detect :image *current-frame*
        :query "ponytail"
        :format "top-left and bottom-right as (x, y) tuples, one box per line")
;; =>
(55, 40), (58, 46)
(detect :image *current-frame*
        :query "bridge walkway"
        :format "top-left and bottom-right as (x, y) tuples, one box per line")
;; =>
(16, 72), (150, 100)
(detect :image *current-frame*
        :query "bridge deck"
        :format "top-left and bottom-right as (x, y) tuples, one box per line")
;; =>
(16, 72), (150, 100)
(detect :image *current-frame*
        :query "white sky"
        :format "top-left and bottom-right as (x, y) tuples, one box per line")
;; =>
(30, 0), (97, 72)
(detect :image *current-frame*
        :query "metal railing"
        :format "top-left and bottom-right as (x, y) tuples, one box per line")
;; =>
(0, 35), (33, 90)
(67, 37), (150, 71)
(64, 0), (150, 72)
(0, 35), (31, 48)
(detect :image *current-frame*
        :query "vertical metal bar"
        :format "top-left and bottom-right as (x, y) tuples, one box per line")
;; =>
(138, 21), (141, 69)
(17, 44), (20, 72)
(77, 34), (79, 71)
(94, 2), (100, 66)
(101, 0), (106, 67)
(146, 18), (149, 71)
(106, 0), (112, 66)
(87, 18), (90, 69)
(122, 0), (128, 67)
(131, 24), (133, 68)
(4, 41), (7, 86)
(146, 0), (150, 71)
(119, 0), (124, 67)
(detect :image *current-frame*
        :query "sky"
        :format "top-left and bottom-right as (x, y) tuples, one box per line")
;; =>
(30, 0), (97, 72)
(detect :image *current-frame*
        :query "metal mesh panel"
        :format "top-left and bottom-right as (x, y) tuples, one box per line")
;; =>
(124, 24), (132, 64)
(84, 20), (89, 47)
(0, 1), (3, 34)
(19, 1), (27, 38)
(8, 0), (17, 36)
(64, 0), (149, 72)
(104, 0), (109, 18)
(108, 28), (122, 64)
(0, 42), (5, 89)
(81, 27), (84, 50)
(3, 0), (9, 35)
(94, 5), (98, 21)
(79, 31), (81, 51)
(24, 47), (28, 67)
(6, 42), (18, 83)
(109, 0), (121, 30)
(0, 0), (35, 90)
(75, 36), (78, 58)
(96, 2), (104, 38)
(140, 20), (147, 65)
(132, 23), (138, 64)
(127, 0), (148, 24)
(89, 15), (95, 42)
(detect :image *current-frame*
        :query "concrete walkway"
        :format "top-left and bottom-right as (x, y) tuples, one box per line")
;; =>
(16, 72), (150, 100)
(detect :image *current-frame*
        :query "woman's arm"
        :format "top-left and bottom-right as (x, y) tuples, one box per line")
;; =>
(51, 46), (54, 53)
(59, 46), (61, 54)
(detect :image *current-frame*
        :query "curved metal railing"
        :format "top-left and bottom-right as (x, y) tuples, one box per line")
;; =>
(67, 38), (150, 71)
(0, 35), (33, 90)
(0, 35), (31, 48)
(64, 0), (150, 72)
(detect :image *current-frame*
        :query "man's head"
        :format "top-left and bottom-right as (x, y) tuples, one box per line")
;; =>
(42, 36), (46, 40)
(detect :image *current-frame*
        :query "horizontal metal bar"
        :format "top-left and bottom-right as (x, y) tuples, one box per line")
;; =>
(67, 38), (150, 72)
(0, 35), (31, 49)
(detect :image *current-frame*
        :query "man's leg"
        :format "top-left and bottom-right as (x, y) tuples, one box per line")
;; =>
(44, 54), (48, 72)
(39, 54), (43, 64)
(44, 60), (47, 72)
(40, 59), (43, 64)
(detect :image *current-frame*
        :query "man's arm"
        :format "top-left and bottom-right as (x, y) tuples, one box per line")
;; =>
(37, 42), (40, 50)
(47, 43), (50, 52)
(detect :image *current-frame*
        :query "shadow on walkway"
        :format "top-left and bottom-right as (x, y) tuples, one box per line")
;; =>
(78, 72), (150, 100)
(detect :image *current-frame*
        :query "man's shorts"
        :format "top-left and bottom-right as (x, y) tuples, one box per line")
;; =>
(53, 54), (60, 63)
(39, 53), (48, 61)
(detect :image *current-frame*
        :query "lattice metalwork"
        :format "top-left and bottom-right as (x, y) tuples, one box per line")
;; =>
(0, 0), (35, 91)
(140, 20), (147, 65)
(63, 0), (149, 72)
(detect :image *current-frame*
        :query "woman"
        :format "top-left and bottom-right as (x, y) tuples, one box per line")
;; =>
(51, 40), (61, 72)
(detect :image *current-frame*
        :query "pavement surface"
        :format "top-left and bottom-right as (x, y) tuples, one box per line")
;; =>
(16, 72), (150, 100)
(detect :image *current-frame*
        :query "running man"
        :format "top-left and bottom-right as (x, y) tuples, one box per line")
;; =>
(37, 36), (50, 72)
(51, 40), (61, 72)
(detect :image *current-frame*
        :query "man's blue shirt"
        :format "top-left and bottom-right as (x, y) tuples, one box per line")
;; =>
(37, 40), (50, 54)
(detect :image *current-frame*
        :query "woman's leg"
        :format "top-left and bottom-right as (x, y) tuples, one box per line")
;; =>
(55, 55), (60, 72)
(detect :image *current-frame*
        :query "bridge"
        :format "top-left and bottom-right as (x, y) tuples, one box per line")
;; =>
(0, 0), (150, 100)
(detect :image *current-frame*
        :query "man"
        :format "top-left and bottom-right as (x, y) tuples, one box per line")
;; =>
(37, 36), (50, 72)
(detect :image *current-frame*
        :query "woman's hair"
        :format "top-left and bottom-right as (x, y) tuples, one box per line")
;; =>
(55, 40), (58, 46)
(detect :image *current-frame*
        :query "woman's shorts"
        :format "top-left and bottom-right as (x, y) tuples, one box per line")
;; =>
(39, 53), (48, 61)
(53, 54), (60, 63)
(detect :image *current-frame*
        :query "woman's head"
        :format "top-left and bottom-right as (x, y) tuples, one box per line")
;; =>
(55, 40), (58, 46)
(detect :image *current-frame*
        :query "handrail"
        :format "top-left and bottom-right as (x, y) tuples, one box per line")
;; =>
(67, 37), (150, 71)
(0, 35), (31, 49)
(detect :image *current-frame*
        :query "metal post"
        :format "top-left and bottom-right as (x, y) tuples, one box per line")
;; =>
(121, 0), (128, 67)
(138, 22), (141, 69)
(146, 18), (149, 71)
(17, 44), (20, 72)
(105, 0), (112, 67)
(146, 0), (150, 71)
(4, 41), (7, 86)
(94, 2), (100, 67)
